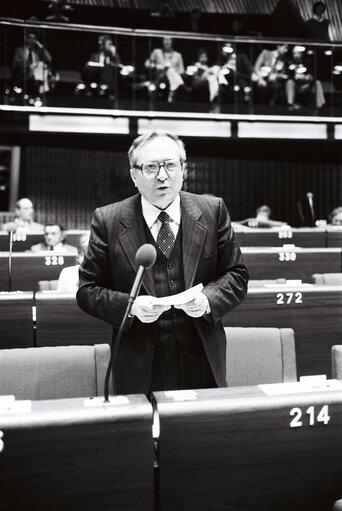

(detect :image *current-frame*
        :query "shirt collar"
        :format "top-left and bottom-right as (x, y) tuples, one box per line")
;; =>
(141, 194), (181, 229)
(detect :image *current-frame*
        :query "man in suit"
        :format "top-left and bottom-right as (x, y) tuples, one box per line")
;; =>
(2, 198), (44, 234)
(30, 224), (77, 253)
(77, 131), (248, 395)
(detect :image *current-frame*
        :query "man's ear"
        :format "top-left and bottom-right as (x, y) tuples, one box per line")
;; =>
(130, 168), (138, 187)
(182, 161), (188, 181)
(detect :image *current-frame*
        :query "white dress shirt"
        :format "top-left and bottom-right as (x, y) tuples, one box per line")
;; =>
(141, 195), (181, 240)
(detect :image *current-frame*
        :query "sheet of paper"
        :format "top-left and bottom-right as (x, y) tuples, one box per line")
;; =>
(149, 283), (203, 306)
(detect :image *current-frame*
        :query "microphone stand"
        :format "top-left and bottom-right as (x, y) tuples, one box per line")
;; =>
(103, 267), (145, 402)
(8, 230), (14, 292)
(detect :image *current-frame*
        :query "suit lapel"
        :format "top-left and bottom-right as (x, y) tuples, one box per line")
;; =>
(180, 192), (207, 289)
(119, 195), (156, 296)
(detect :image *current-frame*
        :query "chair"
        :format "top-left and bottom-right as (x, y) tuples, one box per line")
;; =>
(331, 345), (342, 380)
(312, 273), (342, 285)
(38, 279), (58, 291)
(225, 327), (297, 386)
(0, 344), (112, 400)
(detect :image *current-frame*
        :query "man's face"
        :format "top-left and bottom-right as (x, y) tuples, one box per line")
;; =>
(16, 199), (34, 221)
(332, 212), (342, 226)
(130, 136), (184, 210)
(163, 37), (172, 51)
(198, 52), (208, 65)
(44, 225), (64, 247)
(278, 45), (288, 56)
(27, 33), (37, 49)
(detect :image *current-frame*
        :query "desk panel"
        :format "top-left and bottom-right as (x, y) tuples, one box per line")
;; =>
(0, 292), (34, 348)
(0, 232), (44, 252)
(224, 285), (342, 378)
(0, 395), (153, 511)
(326, 227), (342, 248)
(236, 228), (326, 248)
(242, 247), (341, 281)
(35, 292), (112, 346)
(0, 253), (77, 291)
(154, 384), (342, 511)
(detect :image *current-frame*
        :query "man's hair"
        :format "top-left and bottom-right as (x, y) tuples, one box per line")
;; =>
(99, 34), (113, 44)
(16, 197), (33, 209)
(256, 205), (271, 216)
(128, 131), (186, 168)
(329, 206), (342, 223)
(44, 223), (65, 232)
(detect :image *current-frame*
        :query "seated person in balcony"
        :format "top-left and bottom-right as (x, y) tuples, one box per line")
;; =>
(57, 231), (90, 292)
(286, 46), (325, 111)
(2, 198), (44, 234)
(236, 205), (288, 228)
(252, 43), (289, 106)
(328, 207), (342, 226)
(12, 30), (53, 102)
(188, 49), (220, 111)
(306, 1), (330, 41)
(218, 45), (253, 104)
(84, 34), (121, 98)
(30, 224), (77, 253)
(145, 36), (185, 102)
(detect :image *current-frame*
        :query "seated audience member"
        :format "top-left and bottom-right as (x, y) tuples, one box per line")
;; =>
(219, 45), (253, 105)
(57, 231), (90, 292)
(236, 205), (288, 228)
(145, 36), (185, 102)
(189, 49), (220, 111)
(328, 207), (342, 226)
(30, 224), (77, 253)
(2, 198), (44, 234)
(84, 34), (121, 98)
(306, 1), (330, 41)
(253, 43), (289, 106)
(286, 46), (325, 111)
(12, 30), (53, 104)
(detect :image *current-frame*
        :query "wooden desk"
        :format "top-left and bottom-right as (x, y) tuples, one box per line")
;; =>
(0, 394), (153, 511)
(154, 383), (342, 511)
(326, 227), (342, 248)
(241, 247), (341, 281)
(0, 292), (34, 349)
(235, 227), (326, 248)
(35, 292), (112, 347)
(223, 285), (342, 378)
(0, 253), (77, 291)
(0, 232), (44, 252)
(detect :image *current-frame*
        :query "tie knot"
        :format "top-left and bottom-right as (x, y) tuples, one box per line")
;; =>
(158, 211), (171, 225)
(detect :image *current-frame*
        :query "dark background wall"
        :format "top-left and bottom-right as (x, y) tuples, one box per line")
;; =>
(8, 134), (341, 229)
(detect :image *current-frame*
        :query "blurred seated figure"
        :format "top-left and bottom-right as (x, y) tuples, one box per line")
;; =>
(2, 198), (44, 234)
(306, 1), (330, 41)
(328, 207), (342, 226)
(188, 49), (220, 112)
(286, 46), (325, 111)
(236, 205), (288, 228)
(218, 44), (253, 105)
(12, 29), (53, 105)
(252, 43), (289, 106)
(57, 231), (90, 292)
(145, 36), (186, 102)
(84, 35), (121, 98)
(30, 224), (77, 253)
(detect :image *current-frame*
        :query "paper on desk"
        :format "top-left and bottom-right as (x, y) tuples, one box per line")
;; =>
(149, 283), (203, 306)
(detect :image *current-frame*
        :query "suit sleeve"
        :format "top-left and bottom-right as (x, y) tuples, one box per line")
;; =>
(76, 207), (129, 328)
(202, 198), (249, 322)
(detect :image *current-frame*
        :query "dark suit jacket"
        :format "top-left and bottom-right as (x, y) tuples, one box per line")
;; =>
(77, 191), (248, 394)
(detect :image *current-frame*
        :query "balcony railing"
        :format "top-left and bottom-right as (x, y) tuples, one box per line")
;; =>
(1, 18), (342, 116)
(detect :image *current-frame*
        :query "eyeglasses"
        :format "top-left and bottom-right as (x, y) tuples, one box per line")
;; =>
(134, 159), (183, 177)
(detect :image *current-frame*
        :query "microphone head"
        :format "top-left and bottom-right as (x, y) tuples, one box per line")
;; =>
(135, 244), (157, 269)
(306, 192), (313, 199)
(4, 222), (18, 234)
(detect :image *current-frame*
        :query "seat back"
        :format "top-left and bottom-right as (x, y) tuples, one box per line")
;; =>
(225, 327), (297, 386)
(0, 344), (112, 400)
(312, 273), (342, 285)
(331, 345), (342, 380)
(38, 279), (58, 291)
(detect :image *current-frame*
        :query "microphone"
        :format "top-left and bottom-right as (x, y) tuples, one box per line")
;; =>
(306, 192), (316, 227)
(4, 222), (17, 292)
(104, 244), (157, 402)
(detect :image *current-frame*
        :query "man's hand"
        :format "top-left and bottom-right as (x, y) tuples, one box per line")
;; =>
(131, 295), (170, 323)
(174, 292), (210, 318)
